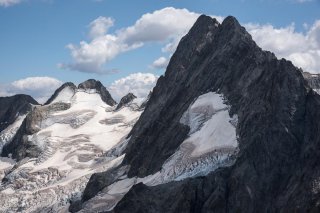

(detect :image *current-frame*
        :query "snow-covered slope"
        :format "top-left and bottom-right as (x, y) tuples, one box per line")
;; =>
(79, 92), (238, 212)
(0, 87), (142, 212)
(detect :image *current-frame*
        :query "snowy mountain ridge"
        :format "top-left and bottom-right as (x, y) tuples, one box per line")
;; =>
(0, 80), (144, 212)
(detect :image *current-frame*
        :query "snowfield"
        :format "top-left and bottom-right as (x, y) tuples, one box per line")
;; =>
(0, 88), (142, 213)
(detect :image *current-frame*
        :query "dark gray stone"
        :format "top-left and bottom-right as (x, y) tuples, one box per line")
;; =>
(115, 93), (137, 110)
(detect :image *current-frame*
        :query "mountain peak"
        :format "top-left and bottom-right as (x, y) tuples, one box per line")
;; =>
(44, 82), (77, 105)
(77, 79), (117, 106)
(78, 79), (102, 90)
(115, 93), (137, 110)
(222, 15), (240, 27)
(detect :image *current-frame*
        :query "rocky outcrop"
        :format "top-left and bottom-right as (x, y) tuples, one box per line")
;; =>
(1, 102), (71, 160)
(44, 82), (77, 105)
(303, 72), (320, 94)
(0, 95), (38, 133)
(78, 79), (117, 106)
(115, 93), (137, 110)
(81, 15), (320, 212)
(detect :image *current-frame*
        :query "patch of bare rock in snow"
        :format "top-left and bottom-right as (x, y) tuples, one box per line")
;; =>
(0, 115), (26, 153)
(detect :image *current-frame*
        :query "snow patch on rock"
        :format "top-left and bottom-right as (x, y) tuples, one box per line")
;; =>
(0, 115), (26, 154)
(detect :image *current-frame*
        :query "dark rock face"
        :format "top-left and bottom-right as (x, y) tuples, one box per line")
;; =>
(114, 169), (230, 213)
(111, 15), (320, 212)
(0, 95), (38, 132)
(44, 82), (77, 105)
(78, 79), (117, 106)
(123, 15), (222, 177)
(115, 93), (137, 110)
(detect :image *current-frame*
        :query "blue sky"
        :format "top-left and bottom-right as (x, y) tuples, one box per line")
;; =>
(0, 0), (319, 102)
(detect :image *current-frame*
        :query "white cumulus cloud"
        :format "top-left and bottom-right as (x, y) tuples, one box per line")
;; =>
(119, 7), (199, 46)
(60, 7), (319, 74)
(0, 0), (22, 7)
(89, 16), (114, 39)
(108, 73), (158, 101)
(246, 20), (320, 73)
(60, 7), (200, 74)
(151, 57), (169, 69)
(0, 77), (63, 104)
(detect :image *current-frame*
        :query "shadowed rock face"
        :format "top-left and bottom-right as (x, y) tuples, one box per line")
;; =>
(44, 82), (77, 105)
(123, 15), (222, 178)
(80, 15), (320, 212)
(0, 95), (38, 132)
(1, 102), (72, 160)
(115, 93), (137, 111)
(78, 79), (117, 106)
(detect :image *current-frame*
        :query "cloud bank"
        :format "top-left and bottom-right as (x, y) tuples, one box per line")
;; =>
(151, 57), (169, 69)
(60, 7), (200, 74)
(108, 72), (158, 101)
(246, 20), (320, 73)
(61, 7), (320, 74)
(0, 77), (63, 103)
(0, 0), (22, 7)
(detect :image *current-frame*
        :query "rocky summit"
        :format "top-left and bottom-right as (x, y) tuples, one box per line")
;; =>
(79, 15), (320, 212)
(0, 14), (320, 213)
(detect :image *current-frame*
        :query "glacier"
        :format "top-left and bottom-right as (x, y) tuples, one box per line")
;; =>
(0, 87), (142, 212)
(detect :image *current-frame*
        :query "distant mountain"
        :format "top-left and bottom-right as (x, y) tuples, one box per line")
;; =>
(78, 79), (117, 106)
(44, 82), (77, 105)
(115, 93), (137, 111)
(0, 80), (145, 212)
